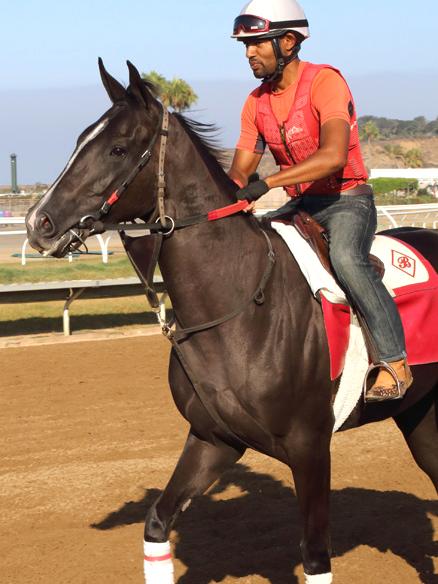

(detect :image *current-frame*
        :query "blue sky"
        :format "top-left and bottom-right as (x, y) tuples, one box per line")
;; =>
(3, 0), (437, 87)
(1, 0), (437, 183)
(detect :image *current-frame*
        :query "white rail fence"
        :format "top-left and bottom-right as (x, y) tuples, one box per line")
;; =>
(1, 203), (438, 266)
(0, 217), (113, 265)
(0, 277), (166, 336)
(374, 203), (438, 229)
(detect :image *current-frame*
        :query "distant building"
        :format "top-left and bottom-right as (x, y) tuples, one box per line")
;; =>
(370, 168), (438, 197)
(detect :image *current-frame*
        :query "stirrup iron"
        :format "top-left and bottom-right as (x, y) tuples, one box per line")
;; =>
(363, 361), (403, 402)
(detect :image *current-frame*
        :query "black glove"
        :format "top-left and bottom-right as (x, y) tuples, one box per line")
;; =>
(236, 179), (270, 202)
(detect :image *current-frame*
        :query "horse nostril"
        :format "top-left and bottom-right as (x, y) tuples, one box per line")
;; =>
(38, 214), (55, 236)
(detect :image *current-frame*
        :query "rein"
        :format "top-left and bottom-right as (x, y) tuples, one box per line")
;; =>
(145, 229), (276, 343)
(172, 231), (275, 340)
(88, 199), (251, 237)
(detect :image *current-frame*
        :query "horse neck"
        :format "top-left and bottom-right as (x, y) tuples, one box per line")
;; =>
(163, 115), (237, 217)
(157, 116), (266, 324)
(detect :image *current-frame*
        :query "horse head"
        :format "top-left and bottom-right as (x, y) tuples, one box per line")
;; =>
(26, 60), (163, 257)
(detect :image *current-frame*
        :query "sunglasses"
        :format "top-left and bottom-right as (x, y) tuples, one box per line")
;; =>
(233, 15), (308, 36)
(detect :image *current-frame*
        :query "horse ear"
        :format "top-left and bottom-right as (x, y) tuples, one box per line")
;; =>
(126, 60), (153, 106)
(98, 57), (126, 103)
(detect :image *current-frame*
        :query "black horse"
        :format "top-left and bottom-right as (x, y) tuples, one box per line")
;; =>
(25, 61), (438, 583)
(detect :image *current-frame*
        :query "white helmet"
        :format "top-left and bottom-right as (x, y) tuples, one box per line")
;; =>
(232, 0), (310, 41)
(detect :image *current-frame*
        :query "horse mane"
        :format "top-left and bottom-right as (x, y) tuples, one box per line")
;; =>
(173, 113), (237, 193)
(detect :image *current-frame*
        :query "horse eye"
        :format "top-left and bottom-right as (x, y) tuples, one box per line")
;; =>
(110, 146), (127, 157)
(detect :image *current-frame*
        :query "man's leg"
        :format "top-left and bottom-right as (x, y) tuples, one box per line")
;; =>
(304, 193), (412, 400)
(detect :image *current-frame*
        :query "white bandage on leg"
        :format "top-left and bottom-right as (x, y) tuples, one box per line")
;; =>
(304, 573), (333, 584)
(143, 540), (174, 584)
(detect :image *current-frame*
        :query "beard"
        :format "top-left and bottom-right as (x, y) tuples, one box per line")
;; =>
(252, 69), (266, 79)
(249, 58), (274, 79)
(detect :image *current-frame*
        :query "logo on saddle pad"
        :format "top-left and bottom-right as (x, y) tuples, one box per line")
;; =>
(392, 250), (416, 277)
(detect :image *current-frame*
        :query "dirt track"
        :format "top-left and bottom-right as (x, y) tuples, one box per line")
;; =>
(0, 335), (436, 583)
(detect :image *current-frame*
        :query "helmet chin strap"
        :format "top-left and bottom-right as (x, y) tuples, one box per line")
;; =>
(263, 36), (300, 83)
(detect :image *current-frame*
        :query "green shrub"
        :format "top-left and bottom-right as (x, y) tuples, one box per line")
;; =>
(369, 178), (419, 195)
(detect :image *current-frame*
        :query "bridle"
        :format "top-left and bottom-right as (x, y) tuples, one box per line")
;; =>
(71, 102), (252, 243)
(67, 101), (276, 343)
(77, 103), (171, 236)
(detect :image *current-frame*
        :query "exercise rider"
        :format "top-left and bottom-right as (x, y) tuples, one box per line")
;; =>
(228, 0), (413, 401)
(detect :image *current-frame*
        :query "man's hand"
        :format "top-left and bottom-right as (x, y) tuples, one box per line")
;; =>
(237, 173), (261, 213)
(236, 179), (270, 202)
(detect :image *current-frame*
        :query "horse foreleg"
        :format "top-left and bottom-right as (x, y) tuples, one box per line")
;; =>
(143, 430), (244, 584)
(395, 387), (438, 493)
(289, 430), (332, 584)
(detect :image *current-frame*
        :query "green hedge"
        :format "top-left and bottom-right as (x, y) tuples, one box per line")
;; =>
(369, 178), (419, 195)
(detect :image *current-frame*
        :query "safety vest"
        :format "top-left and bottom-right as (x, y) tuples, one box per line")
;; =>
(255, 63), (368, 198)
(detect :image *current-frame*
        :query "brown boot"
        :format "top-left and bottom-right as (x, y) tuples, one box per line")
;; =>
(365, 359), (413, 402)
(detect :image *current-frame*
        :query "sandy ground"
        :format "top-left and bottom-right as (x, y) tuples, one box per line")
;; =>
(0, 334), (436, 584)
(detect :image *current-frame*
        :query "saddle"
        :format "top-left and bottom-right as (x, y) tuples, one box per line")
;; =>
(291, 210), (385, 280)
(268, 209), (385, 365)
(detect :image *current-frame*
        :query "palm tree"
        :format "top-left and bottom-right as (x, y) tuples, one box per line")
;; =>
(141, 71), (198, 112)
(141, 71), (170, 103)
(168, 78), (198, 112)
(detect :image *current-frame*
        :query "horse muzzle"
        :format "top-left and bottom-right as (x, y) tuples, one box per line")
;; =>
(26, 216), (90, 259)
(41, 229), (90, 258)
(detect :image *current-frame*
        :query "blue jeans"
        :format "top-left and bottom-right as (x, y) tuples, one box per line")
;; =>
(300, 193), (406, 362)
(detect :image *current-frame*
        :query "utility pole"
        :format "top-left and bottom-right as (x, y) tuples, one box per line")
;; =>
(10, 153), (19, 194)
